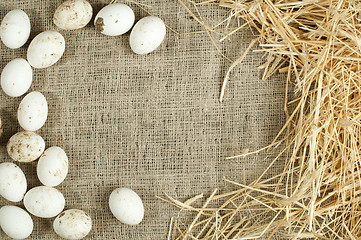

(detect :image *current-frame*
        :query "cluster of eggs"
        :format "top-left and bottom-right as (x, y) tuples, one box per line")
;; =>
(55, 0), (166, 54)
(0, 0), (160, 239)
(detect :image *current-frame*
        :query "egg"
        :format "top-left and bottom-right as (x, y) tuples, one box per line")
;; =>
(27, 31), (65, 68)
(0, 162), (27, 202)
(37, 146), (69, 187)
(1, 58), (32, 97)
(17, 91), (48, 131)
(7, 131), (45, 163)
(24, 186), (65, 218)
(0, 9), (31, 49)
(109, 188), (144, 225)
(129, 16), (166, 55)
(53, 209), (92, 240)
(0, 206), (33, 240)
(54, 0), (93, 30)
(94, 3), (135, 36)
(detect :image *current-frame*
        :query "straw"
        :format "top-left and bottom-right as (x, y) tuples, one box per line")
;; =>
(165, 0), (361, 239)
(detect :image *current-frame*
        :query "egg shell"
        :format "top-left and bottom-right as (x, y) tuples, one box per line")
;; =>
(53, 209), (92, 240)
(0, 162), (27, 202)
(1, 58), (33, 97)
(129, 16), (166, 55)
(109, 188), (144, 225)
(24, 186), (65, 218)
(54, 0), (93, 30)
(0, 206), (33, 240)
(94, 3), (135, 36)
(7, 131), (45, 163)
(0, 9), (31, 49)
(27, 31), (65, 68)
(37, 146), (69, 187)
(17, 91), (48, 131)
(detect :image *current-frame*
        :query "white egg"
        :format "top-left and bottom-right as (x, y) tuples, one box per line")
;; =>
(129, 16), (166, 55)
(37, 146), (69, 187)
(0, 9), (31, 49)
(0, 206), (33, 240)
(17, 91), (48, 131)
(27, 31), (65, 68)
(54, 0), (93, 30)
(1, 58), (32, 97)
(0, 162), (27, 202)
(94, 3), (135, 36)
(53, 209), (92, 240)
(109, 188), (144, 225)
(7, 131), (45, 163)
(24, 186), (65, 218)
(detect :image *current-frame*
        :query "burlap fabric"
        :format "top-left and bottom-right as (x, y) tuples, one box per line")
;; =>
(0, 0), (286, 239)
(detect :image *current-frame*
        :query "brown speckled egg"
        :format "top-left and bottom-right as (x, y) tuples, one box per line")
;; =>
(53, 209), (92, 240)
(54, 0), (93, 30)
(0, 162), (27, 202)
(7, 131), (45, 163)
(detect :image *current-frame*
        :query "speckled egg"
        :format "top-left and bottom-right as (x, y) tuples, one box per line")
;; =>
(109, 188), (144, 225)
(27, 31), (65, 68)
(0, 9), (31, 49)
(54, 0), (93, 30)
(94, 3), (135, 36)
(0, 162), (27, 202)
(7, 131), (45, 163)
(17, 91), (48, 131)
(53, 209), (92, 240)
(24, 186), (65, 218)
(129, 16), (166, 55)
(37, 146), (69, 187)
(0, 206), (33, 240)
(1, 58), (33, 97)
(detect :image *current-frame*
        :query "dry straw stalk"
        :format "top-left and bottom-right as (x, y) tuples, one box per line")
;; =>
(165, 0), (361, 239)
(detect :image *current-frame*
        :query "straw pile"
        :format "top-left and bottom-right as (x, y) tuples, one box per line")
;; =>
(164, 0), (361, 239)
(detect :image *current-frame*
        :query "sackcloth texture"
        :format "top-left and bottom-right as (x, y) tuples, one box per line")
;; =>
(0, 0), (287, 239)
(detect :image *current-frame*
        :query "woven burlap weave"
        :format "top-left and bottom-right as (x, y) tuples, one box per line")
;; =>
(0, 0), (286, 239)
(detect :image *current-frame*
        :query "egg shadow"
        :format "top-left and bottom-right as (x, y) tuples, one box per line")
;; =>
(29, 69), (47, 92)
(37, 91), (62, 140)
(0, 108), (19, 145)
(18, 160), (41, 190)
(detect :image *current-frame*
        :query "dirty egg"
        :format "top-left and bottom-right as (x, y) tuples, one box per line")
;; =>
(37, 146), (69, 187)
(1, 58), (33, 97)
(17, 91), (48, 131)
(7, 131), (45, 163)
(0, 162), (27, 202)
(94, 3), (135, 36)
(27, 31), (65, 68)
(109, 188), (144, 225)
(0, 9), (31, 49)
(53, 209), (92, 240)
(0, 206), (33, 240)
(24, 186), (65, 218)
(54, 0), (93, 30)
(129, 16), (166, 55)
